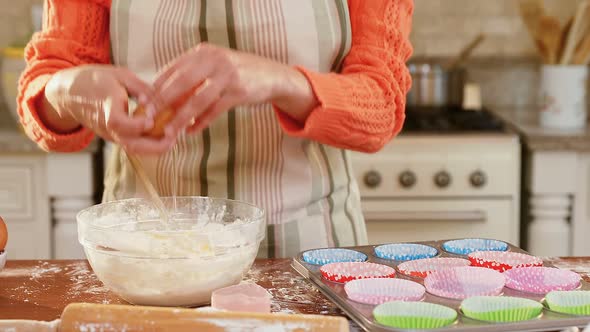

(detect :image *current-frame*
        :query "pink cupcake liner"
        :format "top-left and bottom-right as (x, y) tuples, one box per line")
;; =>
(398, 258), (471, 278)
(345, 278), (425, 305)
(503, 267), (581, 294)
(424, 266), (505, 300)
(320, 262), (396, 283)
(468, 251), (543, 272)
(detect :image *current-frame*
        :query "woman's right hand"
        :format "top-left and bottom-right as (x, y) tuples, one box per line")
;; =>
(43, 65), (174, 154)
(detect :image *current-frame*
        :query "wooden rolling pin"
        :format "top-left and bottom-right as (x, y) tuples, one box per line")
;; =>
(0, 303), (350, 332)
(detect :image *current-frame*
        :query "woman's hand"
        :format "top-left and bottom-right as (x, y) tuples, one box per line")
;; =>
(43, 65), (174, 154)
(149, 43), (318, 138)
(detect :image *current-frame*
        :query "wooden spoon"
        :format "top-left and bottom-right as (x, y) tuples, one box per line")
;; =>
(572, 33), (590, 65)
(537, 15), (563, 64)
(560, 0), (590, 64)
(444, 33), (486, 70)
(519, 0), (547, 61)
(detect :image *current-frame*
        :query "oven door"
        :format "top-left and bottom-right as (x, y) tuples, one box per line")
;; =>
(362, 198), (519, 246)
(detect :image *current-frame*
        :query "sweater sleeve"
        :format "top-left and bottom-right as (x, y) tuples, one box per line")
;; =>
(17, 0), (112, 152)
(275, 0), (413, 153)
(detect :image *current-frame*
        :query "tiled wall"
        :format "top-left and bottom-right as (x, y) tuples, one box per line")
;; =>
(0, 0), (584, 111)
(410, 0), (584, 109)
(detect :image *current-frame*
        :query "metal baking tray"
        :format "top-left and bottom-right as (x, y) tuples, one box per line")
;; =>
(292, 239), (590, 332)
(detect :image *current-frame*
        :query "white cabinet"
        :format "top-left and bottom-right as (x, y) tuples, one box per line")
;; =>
(0, 155), (50, 259)
(0, 130), (98, 259)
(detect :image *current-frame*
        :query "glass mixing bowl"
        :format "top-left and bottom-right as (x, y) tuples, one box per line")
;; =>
(76, 196), (265, 307)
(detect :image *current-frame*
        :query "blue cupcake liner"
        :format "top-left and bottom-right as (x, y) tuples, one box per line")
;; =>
(374, 243), (438, 261)
(302, 248), (368, 266)
(442, 239), (508, 256)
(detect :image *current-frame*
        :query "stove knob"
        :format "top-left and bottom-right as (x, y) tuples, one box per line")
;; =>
(470, 170), (487, 188)
(398, 170), (417, 188)
(434, 171), (452, 188)
(364, 170), (382, 189)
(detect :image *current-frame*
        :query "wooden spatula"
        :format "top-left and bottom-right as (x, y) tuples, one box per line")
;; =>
(519, 0), (547, 61)
(0, 303), (350, 332)
(572, 33), (590, 65)
(560, 0), (590, 64)
(537, 15), (563, 64)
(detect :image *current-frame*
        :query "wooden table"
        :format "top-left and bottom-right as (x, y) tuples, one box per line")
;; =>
(1, 258), (589, 324)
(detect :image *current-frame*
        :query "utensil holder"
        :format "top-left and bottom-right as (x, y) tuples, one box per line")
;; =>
(539, 65), (588, 129)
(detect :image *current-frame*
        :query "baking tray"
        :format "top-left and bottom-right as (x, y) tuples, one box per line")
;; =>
(291, 239), (590, 332)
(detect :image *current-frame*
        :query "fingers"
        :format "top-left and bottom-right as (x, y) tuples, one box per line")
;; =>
(186, 95), (234, 134)
(115, 68), (153, 101)
(103, 94), (150, 138)
(153, 61), (214, 111)
(164, 78), (224, 136)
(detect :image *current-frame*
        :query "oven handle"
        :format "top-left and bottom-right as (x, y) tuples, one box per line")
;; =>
(364, 210), (486, 222)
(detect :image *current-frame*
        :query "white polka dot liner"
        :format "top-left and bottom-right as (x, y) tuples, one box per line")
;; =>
(320, 262), (395, 283)
(302, 248), (367, 266)
(503, 267), (581, 294)
(468, 251), (543, 272)
(424, 266), (505, 300)
(398, 257), (471, 278)
(442, 239), (508, 255)
(374, 243), (438, 261)
(345, 278), (425, 305)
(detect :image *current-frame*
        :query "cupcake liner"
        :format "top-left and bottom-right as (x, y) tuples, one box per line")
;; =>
(468, 251), (543, 272)
(320, 262), (396, 283)
(398, 257), (471, 278)
(374, 243), (438, 261)
(503, 267), (581, 294)
(424, 266), (505, 300)
(461, 296), (543, 322)
(442, 238), (508, 255)
(545, 290), (590, 316)
(345, 278), (426, 305)
(302, 248), (367, 266)
(373, 301), (457, 329)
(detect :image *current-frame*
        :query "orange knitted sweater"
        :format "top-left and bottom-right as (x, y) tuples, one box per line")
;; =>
(18, 0), (413, 153)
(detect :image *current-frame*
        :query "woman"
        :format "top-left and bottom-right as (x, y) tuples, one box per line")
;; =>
(18, 0), (413, 258)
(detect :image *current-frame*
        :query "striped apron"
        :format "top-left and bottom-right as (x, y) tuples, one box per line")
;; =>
(104, 0), (368, 258)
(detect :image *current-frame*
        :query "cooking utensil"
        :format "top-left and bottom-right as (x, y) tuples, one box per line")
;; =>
(573, 32), (590, 65)
(0, 303), (350, 332)
(558, 16), (574, 63)
(538, 15), (564, 64)
(560, 0), (590, 64)
(125, 152), (168, 221)
(406, 63), (465, 108)
(444, 33), (485, 70)
(518, 0), (547, 61)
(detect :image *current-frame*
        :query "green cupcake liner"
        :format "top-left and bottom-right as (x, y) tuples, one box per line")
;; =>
(546, 291), (590, 316)
(461, 296), (543, 323)
(373, 301), (457, 329)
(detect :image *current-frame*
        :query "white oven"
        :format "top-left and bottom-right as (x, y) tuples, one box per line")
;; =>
(351, 133), (521, 246)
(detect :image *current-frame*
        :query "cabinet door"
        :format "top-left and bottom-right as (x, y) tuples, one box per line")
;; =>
(363, 199), (518, 246)
(0, 156), (51, 259)
(573, 154), (590, 255)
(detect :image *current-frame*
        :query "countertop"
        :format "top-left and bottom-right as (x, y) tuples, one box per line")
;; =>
(0, 257), (589, 326)
(493, 108), (590, 152)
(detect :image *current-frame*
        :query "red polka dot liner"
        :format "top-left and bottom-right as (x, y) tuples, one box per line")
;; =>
(320, 262), (396, 283)
(398, 257), (471, 278)
(503, 267), (581, 294)
(424, 266), (505, 300)
(468, 251), (543, 272)
(345, 278), (426, 305)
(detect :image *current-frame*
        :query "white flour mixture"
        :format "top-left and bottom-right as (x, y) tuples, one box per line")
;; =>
(83, 216), (259, 307)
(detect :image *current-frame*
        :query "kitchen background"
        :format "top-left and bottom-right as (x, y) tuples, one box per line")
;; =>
(0, 1), (588, 260)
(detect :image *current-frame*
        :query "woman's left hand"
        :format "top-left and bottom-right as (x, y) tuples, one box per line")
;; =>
(149, 43), (316, 140)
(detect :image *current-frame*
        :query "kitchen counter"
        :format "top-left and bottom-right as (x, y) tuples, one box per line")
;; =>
(493, 108), (590, 152)
(1, 257), (589, 324)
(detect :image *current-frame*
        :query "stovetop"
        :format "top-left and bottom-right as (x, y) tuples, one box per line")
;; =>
(401, 106), (506, 134)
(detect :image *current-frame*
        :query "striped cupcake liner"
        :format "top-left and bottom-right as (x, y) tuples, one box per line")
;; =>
(320, 262), (395, 283)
